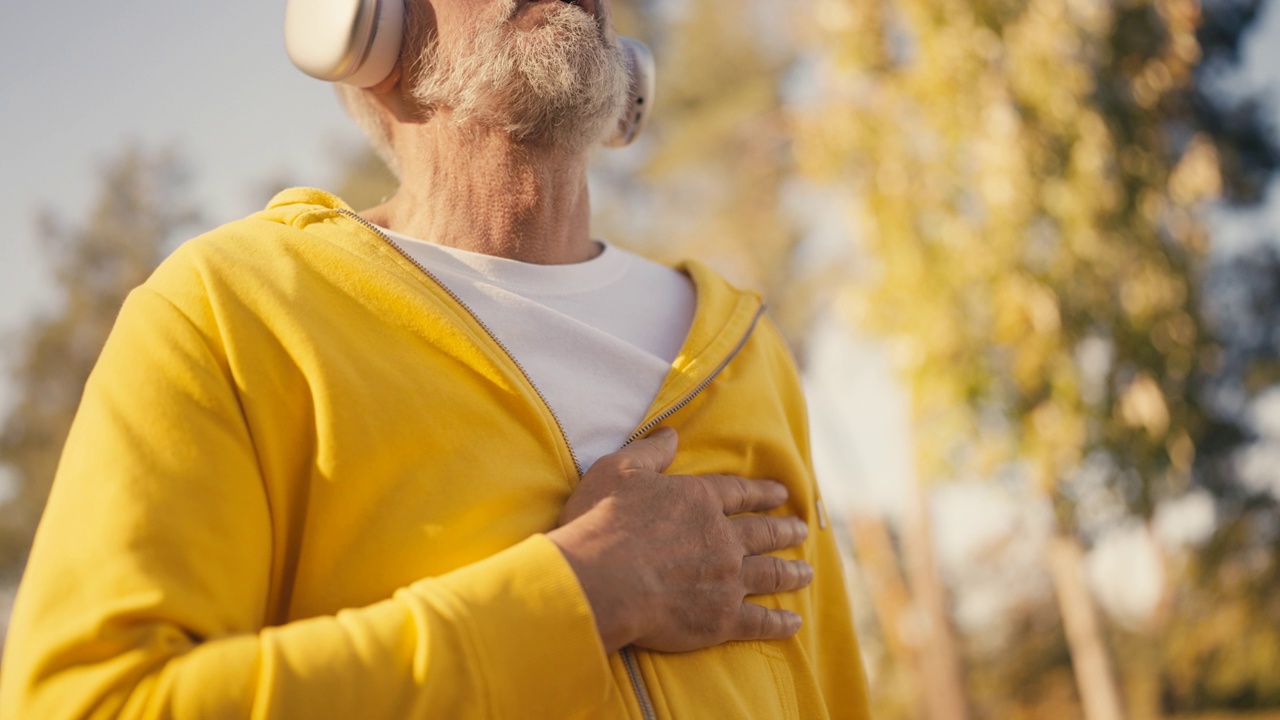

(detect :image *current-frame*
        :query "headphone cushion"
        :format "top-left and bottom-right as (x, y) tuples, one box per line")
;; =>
(285, 0), (404, 87)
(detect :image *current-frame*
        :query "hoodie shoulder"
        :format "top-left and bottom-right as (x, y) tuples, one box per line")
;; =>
(258, 187), (354, 226)
(139, 188), (360, 327)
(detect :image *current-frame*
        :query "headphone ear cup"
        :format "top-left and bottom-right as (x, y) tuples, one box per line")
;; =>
(285, 0), (405, 87)
(606, 37), (656, 148)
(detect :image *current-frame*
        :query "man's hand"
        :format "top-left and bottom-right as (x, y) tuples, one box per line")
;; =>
(547, 427), (812, 655)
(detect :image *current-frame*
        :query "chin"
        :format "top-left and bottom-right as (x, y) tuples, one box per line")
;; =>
(411, 0), (627, 151)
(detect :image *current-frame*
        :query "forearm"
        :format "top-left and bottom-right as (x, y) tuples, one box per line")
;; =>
(547, 507), (647, 655)
(2, 535), (611, 720)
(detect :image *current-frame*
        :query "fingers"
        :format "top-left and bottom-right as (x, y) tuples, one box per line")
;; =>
(611, 427), (679, 474)
(733, 602), (803, 641)
(741, 555), (813, 596)
(733, 515), (808, 555)
(708, 475), (788, 515)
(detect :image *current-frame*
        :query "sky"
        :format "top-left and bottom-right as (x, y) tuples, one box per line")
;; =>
(0, 0), (363, 368)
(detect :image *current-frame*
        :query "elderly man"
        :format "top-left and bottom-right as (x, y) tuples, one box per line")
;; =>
(0, 0), (869, 717)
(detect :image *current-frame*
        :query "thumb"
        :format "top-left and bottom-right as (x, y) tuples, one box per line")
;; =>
(617, 427), (678, 474)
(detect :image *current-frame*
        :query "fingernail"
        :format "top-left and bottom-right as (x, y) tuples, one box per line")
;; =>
(793, 518), (809, 539)
(786, 611), (802, 630)
(802, 562), (814, 583)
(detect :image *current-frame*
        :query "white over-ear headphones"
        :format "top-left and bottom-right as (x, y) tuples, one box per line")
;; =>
(604, 38), (654, 148)
(283, 0), (654, 147)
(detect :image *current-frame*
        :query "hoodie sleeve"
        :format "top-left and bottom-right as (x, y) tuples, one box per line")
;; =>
(0, 286), (612, 720)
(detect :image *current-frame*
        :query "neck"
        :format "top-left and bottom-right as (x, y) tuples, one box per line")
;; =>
(360, 119), (597, 265)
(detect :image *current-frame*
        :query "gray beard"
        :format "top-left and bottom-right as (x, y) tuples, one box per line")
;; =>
(408, 0), (629, 152)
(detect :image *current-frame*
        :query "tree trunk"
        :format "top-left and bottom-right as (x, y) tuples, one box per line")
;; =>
(1129, 521), (1172, 720)
(1045, 534), (1127, 720)
(848, 513), (916, 666)
(901, 485), (971, 720)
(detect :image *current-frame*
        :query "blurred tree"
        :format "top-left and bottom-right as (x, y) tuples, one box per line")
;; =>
(597, 0), (837, 354)
(842, 502), (968, 720)
(1162, 243), (1280, 713)
(331, 143), (398, 212)
(967, 596), (1081, 720)
(1164, 496), (1280, 711)
(800, 0), (1275, 716)
(0, 147), (194, 584)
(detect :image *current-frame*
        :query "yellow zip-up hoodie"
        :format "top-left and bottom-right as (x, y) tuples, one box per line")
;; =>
(0, 188), (870, 719)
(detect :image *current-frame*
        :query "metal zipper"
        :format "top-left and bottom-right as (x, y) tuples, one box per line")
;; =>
(336, 208), (583, 476)
(623, 304), (765, 448)
(616, 302), (764, 720)
(621, 647), (658, 720)
(343, 208), (763, 720)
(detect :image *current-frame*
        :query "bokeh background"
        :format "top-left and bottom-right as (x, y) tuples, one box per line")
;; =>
(2, 0), (1280, 717)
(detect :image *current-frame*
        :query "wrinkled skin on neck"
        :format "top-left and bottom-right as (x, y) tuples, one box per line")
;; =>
(358, 0), (627, 265)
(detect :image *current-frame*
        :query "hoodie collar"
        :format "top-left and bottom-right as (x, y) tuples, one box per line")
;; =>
(261, 188), (766, 406)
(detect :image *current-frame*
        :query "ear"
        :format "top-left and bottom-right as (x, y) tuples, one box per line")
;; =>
(360, 62), (423, 126)
(368, 62), (404, 96)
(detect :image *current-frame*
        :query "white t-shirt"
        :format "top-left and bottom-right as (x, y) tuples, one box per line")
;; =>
(382, 227), (697, 471)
